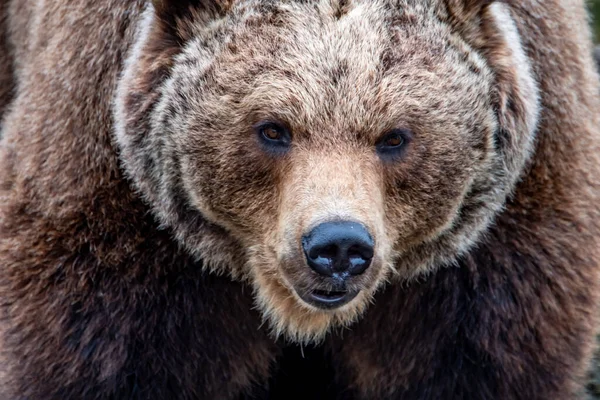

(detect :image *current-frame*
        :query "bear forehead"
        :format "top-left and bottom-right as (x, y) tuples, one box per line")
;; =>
(218, 0), (455, 74)
(173, 0), (493, 138)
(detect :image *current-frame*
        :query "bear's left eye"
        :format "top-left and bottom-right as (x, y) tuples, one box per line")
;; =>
(255, 121), (291, 153)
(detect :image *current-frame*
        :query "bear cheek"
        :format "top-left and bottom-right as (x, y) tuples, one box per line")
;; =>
(383, 150), (476, 247)
(180, 136), (282, 239)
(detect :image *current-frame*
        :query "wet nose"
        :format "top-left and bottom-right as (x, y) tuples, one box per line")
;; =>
(302, 221), (374, 277)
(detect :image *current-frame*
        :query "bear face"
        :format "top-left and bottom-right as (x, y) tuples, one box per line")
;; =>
(114, 0), (539, 342)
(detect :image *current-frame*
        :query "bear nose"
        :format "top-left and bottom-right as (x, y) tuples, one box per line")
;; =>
(302, 221), (374, 277)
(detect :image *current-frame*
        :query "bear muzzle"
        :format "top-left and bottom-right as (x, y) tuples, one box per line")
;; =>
(297, 220), (374, 310)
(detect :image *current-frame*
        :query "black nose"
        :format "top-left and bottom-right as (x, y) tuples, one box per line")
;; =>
(302, 221), (374, 277)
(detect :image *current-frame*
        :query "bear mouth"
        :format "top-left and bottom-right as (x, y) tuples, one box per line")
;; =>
(298, 288), (359, 310)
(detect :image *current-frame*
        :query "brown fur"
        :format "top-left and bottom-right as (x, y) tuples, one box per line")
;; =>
(114, 0), (542, 342)
(0, 0), (599, 399)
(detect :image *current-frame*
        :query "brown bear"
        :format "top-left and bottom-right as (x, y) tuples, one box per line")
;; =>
(0, 0), (599, 399)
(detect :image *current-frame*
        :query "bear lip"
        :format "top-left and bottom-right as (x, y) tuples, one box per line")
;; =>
(298, 288), (359, 310)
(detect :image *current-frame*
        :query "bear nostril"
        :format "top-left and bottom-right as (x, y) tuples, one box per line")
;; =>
(309, 244), (338, 261)
(302, 221), (374, 277)
(347, 244), (374, 261)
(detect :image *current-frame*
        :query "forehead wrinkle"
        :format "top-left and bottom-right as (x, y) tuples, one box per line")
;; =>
(241, 74), (319, 128)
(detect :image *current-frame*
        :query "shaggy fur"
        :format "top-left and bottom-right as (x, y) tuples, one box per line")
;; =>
(0, 0), (599, 399)
(114, 0), (541, 342)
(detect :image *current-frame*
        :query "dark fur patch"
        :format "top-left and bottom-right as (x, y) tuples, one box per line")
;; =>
(333, 0), (350, 20)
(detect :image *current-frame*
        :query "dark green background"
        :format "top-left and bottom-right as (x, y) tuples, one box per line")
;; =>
(591, 0), (600, 42)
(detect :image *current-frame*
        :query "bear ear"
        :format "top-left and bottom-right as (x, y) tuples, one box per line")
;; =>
(444, 0), (497, 23)
(446, 0), (495, 12)
(151, 0), (229, 19)
(151, 0), (231, 38)
(441, 0), (501, 44)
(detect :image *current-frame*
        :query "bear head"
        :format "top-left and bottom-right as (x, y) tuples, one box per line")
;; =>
(114, 0), (539, 342)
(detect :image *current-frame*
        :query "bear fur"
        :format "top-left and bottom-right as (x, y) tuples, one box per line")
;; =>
(0, 0), (600, 399)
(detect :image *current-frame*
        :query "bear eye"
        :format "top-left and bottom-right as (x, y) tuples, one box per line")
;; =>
(255, 121), (291, 153)
(376, 129), (412, 159)
(384, 134), (403, 147)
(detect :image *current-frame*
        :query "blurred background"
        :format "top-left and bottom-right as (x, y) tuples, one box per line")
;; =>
(592, 0), (600, 42)
(567, 3), (600, 398)
(587, 4), (600, 399)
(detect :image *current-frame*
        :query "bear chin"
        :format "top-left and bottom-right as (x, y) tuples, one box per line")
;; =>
(247, 246), (395, 343)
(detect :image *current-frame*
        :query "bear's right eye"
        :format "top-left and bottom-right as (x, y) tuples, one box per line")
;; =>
(376, 128), (412, 160)
(255, 122), (291, 153)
